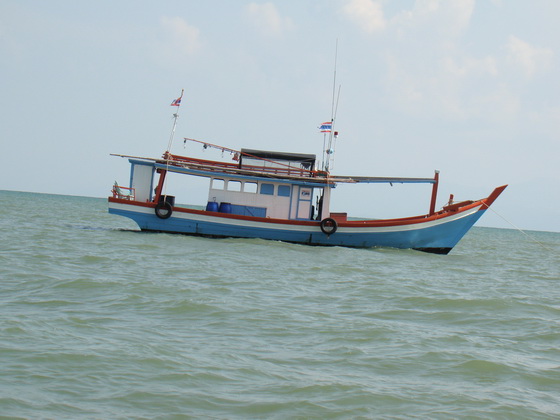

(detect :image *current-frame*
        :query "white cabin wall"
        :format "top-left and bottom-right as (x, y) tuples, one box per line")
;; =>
(289, 189), (298, 219)
(130, 163), (154, 202)
(290, 186), (314, 220)
(297, 187), (313, 219)
(207, 178), (295, 219)
(321, 187), (332, 219)
(265, 195), (291, 219)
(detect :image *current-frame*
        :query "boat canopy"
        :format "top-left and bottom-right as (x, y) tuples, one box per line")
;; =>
(240, 149), (316, 170)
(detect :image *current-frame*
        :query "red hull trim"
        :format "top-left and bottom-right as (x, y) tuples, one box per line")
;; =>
(108, 184), (507, 229)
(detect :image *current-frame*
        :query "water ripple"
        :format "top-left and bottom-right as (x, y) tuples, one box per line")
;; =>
(1, 191), (559, 419)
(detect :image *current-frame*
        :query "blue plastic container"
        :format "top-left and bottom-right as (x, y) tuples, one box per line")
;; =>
(206, 201), (219, 212)
(218, 202), (232, 213)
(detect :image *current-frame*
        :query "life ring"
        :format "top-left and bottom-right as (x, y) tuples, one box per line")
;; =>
(320, 217), (338, 235)
(155, 201), (173, 219)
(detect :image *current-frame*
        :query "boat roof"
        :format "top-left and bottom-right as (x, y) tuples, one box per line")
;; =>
(240, 149), (316, 164)
(111, 153), (436, 186)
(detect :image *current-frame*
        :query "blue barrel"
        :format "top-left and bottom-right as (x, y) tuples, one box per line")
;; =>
(218, 202), (232, 213)
(206, 201), (219, 212)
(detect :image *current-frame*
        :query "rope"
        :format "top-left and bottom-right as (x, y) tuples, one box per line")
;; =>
(481, 202), (554, 252)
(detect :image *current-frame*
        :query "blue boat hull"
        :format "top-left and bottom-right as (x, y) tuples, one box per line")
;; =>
(109, 201), (487, 254)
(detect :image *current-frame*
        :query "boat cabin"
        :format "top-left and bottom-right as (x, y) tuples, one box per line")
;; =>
(123, 148), (335, 221)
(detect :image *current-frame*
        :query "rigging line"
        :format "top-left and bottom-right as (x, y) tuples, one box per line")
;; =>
(481, 203), (554, 252)
(329, 85), (342, 171)
(164, 89), (184, 198)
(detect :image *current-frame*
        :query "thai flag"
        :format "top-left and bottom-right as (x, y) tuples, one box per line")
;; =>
(319, 121), (332, 133)
(170, 97), (182, 106)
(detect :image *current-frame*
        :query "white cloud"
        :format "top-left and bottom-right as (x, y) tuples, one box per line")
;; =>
(385, 54), (423, 106)
(343, 0), (386, 33)
(390, 0), (474, 47)
(365, 0), (525, 122)
(441, 56), (498, 78)
(384, 51), (520, 122)
(507, 35), (553, 78)
(245, 3), (294, 37)
(160, 16), (201, 55)
(443, 0), (475, 38)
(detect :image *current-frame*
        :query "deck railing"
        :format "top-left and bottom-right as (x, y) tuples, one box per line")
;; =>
(165, 153), (317, 178)
(112, 184), (136, 200)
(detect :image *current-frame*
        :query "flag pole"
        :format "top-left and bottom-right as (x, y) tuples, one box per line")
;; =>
(161, 89), (184, 201)
(167, 89), (184, 153)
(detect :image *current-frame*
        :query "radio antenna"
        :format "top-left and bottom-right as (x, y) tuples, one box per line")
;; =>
(325, 40), (340, 172)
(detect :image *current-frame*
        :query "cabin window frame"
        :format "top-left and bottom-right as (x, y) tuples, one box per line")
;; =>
(260, 183), (274, 195)
(244, 182), (258, 193)
(211, 178), (225, 190)
(227, 180), (242, 192)
(278, 185), (291, 197)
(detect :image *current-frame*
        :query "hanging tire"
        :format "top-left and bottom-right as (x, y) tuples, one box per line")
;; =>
(320, 217), (338, 235)
(155, 201), (173, 219)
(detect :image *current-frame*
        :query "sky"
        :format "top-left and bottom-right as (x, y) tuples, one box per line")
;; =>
(1, 0), (559, 232)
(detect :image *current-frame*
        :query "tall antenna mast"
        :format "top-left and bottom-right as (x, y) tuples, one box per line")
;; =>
(325, 41), (340, 172)
(331, 39), (338, 122)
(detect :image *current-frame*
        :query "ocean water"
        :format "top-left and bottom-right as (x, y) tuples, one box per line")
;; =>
(1, 190), (559, 419)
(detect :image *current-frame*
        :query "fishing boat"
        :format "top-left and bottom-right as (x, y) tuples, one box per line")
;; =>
(108, 92), (506, 254)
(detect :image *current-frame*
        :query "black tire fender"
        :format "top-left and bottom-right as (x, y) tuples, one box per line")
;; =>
(155, 201), (173, 219)
(320, 217), (338, 235)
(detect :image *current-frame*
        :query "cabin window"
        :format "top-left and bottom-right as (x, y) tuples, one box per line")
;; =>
(260, 183), (274, 195)
(244, 182), (257, 193)
(227, 180), (242, 192)
(278, 185), (291, 197)
(212, 179), (225, 190)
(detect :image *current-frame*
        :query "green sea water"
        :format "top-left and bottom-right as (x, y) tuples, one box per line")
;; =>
(1, 190), (559, 419)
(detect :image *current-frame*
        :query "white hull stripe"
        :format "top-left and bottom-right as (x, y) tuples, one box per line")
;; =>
(108, 202), (482, 233)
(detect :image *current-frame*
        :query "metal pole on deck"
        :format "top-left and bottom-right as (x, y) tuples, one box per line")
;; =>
(167, 89), (184, 152)
(158, 89), (184, 202)
(429, 170), (440, 215)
